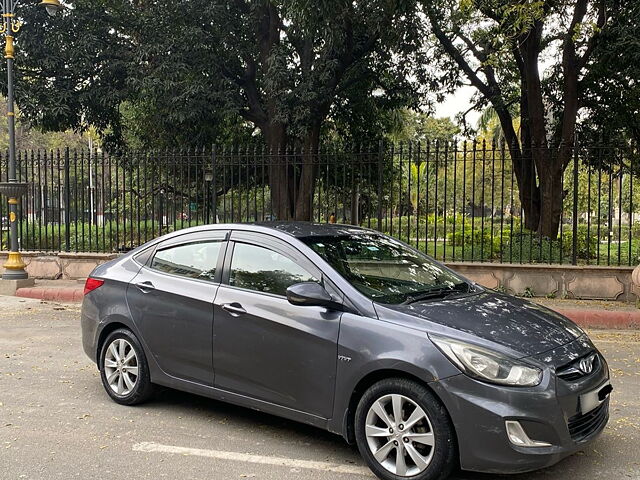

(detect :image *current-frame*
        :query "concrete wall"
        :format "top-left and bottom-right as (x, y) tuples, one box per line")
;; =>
(0, 252), (119, 281)
(447, 262), (636, 302)
(1, 252), (636, 302)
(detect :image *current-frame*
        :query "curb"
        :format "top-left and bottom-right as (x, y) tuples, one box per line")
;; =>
(555, 308), (640, 329)
(16, 287), (84, 303)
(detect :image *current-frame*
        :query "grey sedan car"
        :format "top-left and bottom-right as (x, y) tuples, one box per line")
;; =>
(81, 223), (611, 480)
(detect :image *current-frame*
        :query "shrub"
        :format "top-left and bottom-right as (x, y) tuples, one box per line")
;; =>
(561, 225), (600, 260)
(447, 226), (503, 261)
(503, 226), (599, 264)
(3, 220), (202, 252)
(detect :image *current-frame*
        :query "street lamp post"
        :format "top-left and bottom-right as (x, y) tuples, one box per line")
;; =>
(0, 0), (61, 280)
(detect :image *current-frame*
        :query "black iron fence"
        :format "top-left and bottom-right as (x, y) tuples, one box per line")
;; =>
(1, 141), (639, 266)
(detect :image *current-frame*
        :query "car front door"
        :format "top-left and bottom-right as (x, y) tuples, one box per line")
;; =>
(213, 231), (342, 419)
(126, 230), (227, 386)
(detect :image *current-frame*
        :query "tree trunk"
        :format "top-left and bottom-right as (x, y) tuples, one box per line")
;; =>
(517, 79), (542, 232)
(537, 162), (564, 238)
(265, 124), (293, 221)
(512, 147), (541, 232)
(294, 160), (316, 221)
(496, 106), (540, 232)
(293, 125), (321, 221)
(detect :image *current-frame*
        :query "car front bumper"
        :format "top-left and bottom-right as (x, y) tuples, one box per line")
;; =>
(430, 339), (610, 474)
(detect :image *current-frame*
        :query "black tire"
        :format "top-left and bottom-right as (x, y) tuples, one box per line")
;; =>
(354, 378), (457, 480)
(99, 328), (154, 405)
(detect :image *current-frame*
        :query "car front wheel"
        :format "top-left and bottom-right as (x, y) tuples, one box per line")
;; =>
(354, 378), (456, 480)
(99, 328), (154, 405)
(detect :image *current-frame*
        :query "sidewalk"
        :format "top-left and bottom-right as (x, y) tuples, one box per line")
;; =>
(8, 279), (640, 329)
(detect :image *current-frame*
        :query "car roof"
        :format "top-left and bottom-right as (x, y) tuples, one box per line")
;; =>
(140, 222), (376, 249)
(259, 222), (375, 238)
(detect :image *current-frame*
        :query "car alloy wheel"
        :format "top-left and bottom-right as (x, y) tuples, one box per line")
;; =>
(364, 393), (436, 476)
(103, 338), (139, 396)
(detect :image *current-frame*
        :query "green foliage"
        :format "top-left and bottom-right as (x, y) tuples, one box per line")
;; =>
(424, 0), (638, 238)
(521, 287), (535, 298)
(0, 0), (132, 148)
(367, 214), (459, 240)
(447, 226), (503, 261)
(503, 226), (599, 264)
(580, 0), (640, 144)
(0, 100), (93, 152)
(562, 226), (601, 260)
(386, 111), (460, 145)
(3, 221), (182, 253)
(5, 0), (430, 151)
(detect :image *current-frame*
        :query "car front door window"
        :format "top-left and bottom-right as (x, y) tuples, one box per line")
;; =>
(229, 242), (317, 296)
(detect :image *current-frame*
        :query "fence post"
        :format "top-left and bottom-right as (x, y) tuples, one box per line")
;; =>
(377, 140), (383, 230)
(211, 144), (217, 224)
(572, 135), (579, 265)
(64, 147), (71, 252)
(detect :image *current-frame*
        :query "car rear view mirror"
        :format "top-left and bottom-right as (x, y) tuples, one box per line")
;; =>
(286, 282), (342, 310)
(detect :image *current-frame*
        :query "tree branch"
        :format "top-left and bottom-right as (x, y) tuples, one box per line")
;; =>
(557, 0), (589, 160)
(578, 0), (607, 70)
(455, 29), (487, 62)
(424, 4), (493, 99)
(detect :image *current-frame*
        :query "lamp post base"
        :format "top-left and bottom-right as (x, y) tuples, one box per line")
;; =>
(2, 251), (28, 280)
(0, 278), (35, 296)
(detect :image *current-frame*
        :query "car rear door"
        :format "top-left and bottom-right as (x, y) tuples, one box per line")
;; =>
(126, 230), (228, 386)
(212, 231), (342, 419)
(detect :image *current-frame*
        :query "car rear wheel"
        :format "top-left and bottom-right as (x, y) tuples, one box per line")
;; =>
(99, 328), (154, 405)
(355, 378), (456, 480)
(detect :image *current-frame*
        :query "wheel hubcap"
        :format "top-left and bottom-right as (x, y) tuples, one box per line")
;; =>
(104, 338), (139, 396)
(365, 393), (435, 477)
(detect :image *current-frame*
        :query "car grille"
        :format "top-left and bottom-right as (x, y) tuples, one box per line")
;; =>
(567, 401), (609, 442)
(557, 352), (601, 382)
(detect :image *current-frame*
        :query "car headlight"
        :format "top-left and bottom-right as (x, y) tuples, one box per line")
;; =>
(430, 335), (542, 387)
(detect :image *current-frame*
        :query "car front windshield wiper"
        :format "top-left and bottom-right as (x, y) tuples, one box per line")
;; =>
(401, 282), (471, 305)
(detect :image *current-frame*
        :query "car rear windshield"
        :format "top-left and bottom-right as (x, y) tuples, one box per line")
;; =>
(300, 234), (468, 304)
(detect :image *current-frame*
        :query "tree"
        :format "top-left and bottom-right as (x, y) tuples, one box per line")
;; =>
(129, 0), (427, 221)
(387, 110), (460, 145)
(0, 99), (89, 151)
(579, 0), (640, 145)
(0, 0), (134, 149)
(423, 0), (616, 238)
(3, 0), (432, 221)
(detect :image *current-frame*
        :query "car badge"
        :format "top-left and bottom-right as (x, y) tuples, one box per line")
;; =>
(578, 354), (596, 374)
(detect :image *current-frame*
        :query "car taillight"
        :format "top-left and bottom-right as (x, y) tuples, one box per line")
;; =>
(84, 278), (104, 295)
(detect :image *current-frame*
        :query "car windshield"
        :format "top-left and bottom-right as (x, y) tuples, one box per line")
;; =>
(300, 233), (470, 305)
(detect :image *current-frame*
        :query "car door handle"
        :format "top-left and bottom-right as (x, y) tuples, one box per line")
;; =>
(221, 303), (246, 316)
(135, 281), (156, 293)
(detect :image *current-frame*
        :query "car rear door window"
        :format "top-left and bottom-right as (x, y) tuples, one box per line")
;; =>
(150, 241), (222, 282)
(229, 242), (317, 296)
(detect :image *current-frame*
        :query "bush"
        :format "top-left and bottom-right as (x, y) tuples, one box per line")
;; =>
(561, 225), (600, 260)
(503, 226), (599, 264)
(3, 220), (203, 253)
(447, 226), (503, 261)
(502, 233), (566, 264)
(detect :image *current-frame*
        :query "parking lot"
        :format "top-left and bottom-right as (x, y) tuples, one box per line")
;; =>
(1, 296), (639, 480)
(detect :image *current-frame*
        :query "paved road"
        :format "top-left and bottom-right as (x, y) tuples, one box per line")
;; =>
(1, 297), (639, 480)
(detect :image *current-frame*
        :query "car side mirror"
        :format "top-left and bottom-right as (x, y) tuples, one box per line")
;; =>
(286, 282), (343, 310)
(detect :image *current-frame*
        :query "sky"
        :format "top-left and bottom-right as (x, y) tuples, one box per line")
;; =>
(434, 86), (481, 127)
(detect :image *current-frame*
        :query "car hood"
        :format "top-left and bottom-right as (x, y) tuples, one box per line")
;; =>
(377, 291), (583, 357)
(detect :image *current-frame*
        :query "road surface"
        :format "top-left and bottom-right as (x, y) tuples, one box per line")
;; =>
(1, 296), (639, 479)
